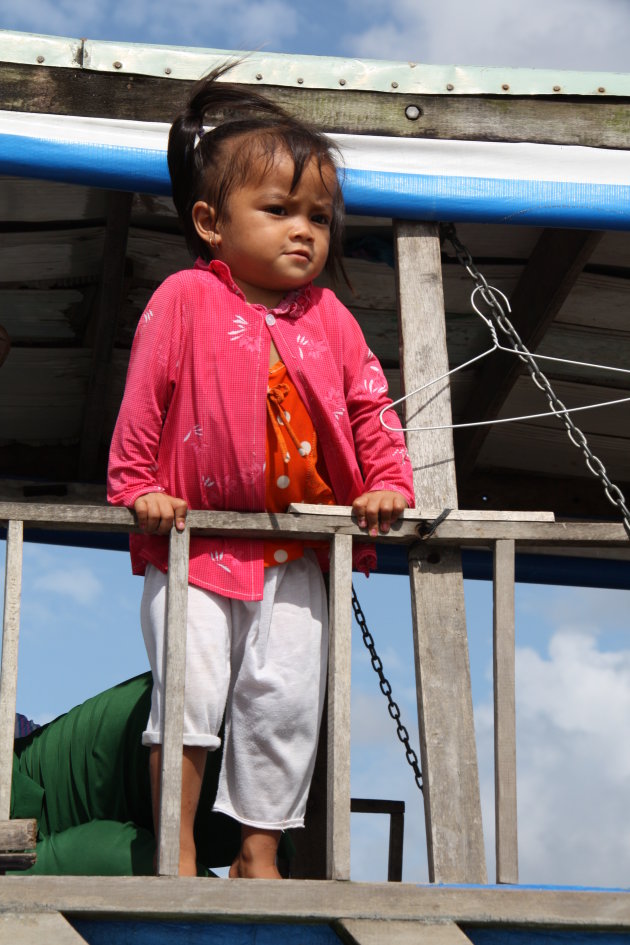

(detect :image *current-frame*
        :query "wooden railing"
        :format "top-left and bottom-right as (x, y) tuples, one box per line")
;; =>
(1, 501), (627, 881)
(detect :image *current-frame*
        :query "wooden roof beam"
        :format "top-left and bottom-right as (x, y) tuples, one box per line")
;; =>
(78, 190), (132, 481)
(454, 228), (603, 480)
(3, 64), (630, 149)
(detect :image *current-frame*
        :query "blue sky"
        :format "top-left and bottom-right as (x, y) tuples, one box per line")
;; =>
(1, 0), (630, 71)
(1, 0), (630, 887)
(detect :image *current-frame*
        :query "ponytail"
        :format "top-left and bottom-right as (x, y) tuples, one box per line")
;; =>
(167, 62), (347, 283)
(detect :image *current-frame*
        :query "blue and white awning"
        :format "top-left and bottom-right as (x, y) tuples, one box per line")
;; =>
(2, 110), (629, 229)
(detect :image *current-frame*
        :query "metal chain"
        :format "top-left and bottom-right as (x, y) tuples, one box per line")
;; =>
(441, 222), (630, 540)
(351, 584), (423, 793)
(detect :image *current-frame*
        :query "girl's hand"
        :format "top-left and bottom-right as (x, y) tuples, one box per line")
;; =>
(134, 492), (188, 535)
(352, 490), (408, 537)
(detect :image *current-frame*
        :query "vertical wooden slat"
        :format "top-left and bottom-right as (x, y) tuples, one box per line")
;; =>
(395, 220), (487, 884)
(79, 190), (133, 480)
(156, 525), (190, 877)
(326, 532), (353, 880)
(387, 807), (405, 883)
(493, 538), (518, 883)
(0, 521), (24, 819)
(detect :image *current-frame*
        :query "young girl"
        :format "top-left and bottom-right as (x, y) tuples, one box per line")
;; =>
(107, 65), (415, 879)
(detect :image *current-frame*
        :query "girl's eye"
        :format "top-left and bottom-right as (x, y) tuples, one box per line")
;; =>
(312, 214), (331, 226)
(265, 205), (286, 216)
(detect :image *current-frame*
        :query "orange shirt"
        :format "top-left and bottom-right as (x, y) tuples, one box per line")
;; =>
(264, 361), (336, 567)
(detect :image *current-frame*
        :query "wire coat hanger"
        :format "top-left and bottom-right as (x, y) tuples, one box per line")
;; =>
(380, 285), (630, 433)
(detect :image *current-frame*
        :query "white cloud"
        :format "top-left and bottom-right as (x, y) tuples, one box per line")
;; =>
(344, 0), (630, 72)
(476, 628), (630, 886)
(32, 565), (103, 606)
(0, 0), (300, 50)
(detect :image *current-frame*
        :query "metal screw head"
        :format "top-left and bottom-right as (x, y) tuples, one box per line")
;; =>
(255, 73), (263, 80)
(391, 81), (399, 89)
(502, 83), (510, 91)
(405, 104), (422, 120)
(113, 61), (123, 69)
(598, 86), (606, 93)
(297, 77), (304, 84)
(165, 67), (172, 75)
(338, 77), (346, 86)
(553, 85), (561, 92)
(446, 83), (454, 91)
(36, 55), (45, 64)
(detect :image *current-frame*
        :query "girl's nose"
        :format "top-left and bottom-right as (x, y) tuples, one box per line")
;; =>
(290, 216), (313, 240)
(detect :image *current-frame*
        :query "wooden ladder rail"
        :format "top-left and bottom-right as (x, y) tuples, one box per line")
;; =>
(0, 510), (354, 880)
(0, 520), (22, 821)
(0, 505), (627, 882)
(156, 524), (354, 878)
(395, 220), (487, 883)
(493, 538), (518, 884)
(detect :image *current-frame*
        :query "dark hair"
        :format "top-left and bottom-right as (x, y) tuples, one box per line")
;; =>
(168, 62), (347, 284)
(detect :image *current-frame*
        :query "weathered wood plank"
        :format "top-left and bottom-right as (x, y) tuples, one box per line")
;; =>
(0, 912), (89, 944)
(336, 918), (474, 944)
(0, 349), (91, 441)
(0, 289), (86, 343)
(395, 220), (486, 884)
(0, 521), (23, 820)
(2, 502), (629, 546)
(460, 469), (630, 522)
(0, 819), (37, 852)
(493, 540), (518, 884)
(3, 63), (630, 149)
(455, 229), (603, 476)
(0, 228), (104, 284)
(0, 851), (37, 870)
(290, 709), (328, 879)
(496, 378), (630, 436)
(327, 533), (353, 881)
(1, 877), (629, 927)
(156, 525), (191, 877)
(395, 221), (457, 505)
(289, 504), (555, 522)
(442, 266), (630, 336)
(479, 420), (630, 482)
(79, 190), (133, 480)
(0, 177), (109, 224)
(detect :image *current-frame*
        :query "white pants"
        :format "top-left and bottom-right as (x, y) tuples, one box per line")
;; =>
(140, 553), (328, 830)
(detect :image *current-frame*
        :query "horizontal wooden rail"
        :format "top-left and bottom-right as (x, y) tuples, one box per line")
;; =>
(1, 502), (627, 546)
(1, 501), (627, 884)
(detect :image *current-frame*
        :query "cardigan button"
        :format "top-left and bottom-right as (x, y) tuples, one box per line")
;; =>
(265, 313), (276, 326)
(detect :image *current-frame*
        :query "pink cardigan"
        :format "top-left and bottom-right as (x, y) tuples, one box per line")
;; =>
(108, 259), (415, 600)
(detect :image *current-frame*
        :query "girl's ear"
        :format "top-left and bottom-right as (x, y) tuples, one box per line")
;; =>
(192, 201), (221, 249)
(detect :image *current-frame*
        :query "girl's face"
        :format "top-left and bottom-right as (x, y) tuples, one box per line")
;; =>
(193, 151), (336, 309)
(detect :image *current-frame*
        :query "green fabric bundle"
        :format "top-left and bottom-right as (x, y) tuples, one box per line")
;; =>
(11, 673), (241, 875)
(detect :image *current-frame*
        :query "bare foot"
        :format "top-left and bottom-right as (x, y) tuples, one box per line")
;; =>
(229, 853), (281, 879)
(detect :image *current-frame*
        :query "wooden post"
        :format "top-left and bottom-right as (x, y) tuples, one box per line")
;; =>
(326, 532), (353, 880)
(395, 221), (486, 883)
(79, 190), (133, 480)
(156, 524), (190, 876)
(493, 539), (518, 883)
(0, 520), (23, 820)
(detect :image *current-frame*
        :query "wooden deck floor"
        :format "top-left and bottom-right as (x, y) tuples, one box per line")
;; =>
(1, 877), (630, 944)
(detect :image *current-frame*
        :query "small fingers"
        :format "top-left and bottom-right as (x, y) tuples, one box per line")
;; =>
(352, 491), (408, 536)
(172, 498), (188, 532)
(134, 493), (188, 535)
